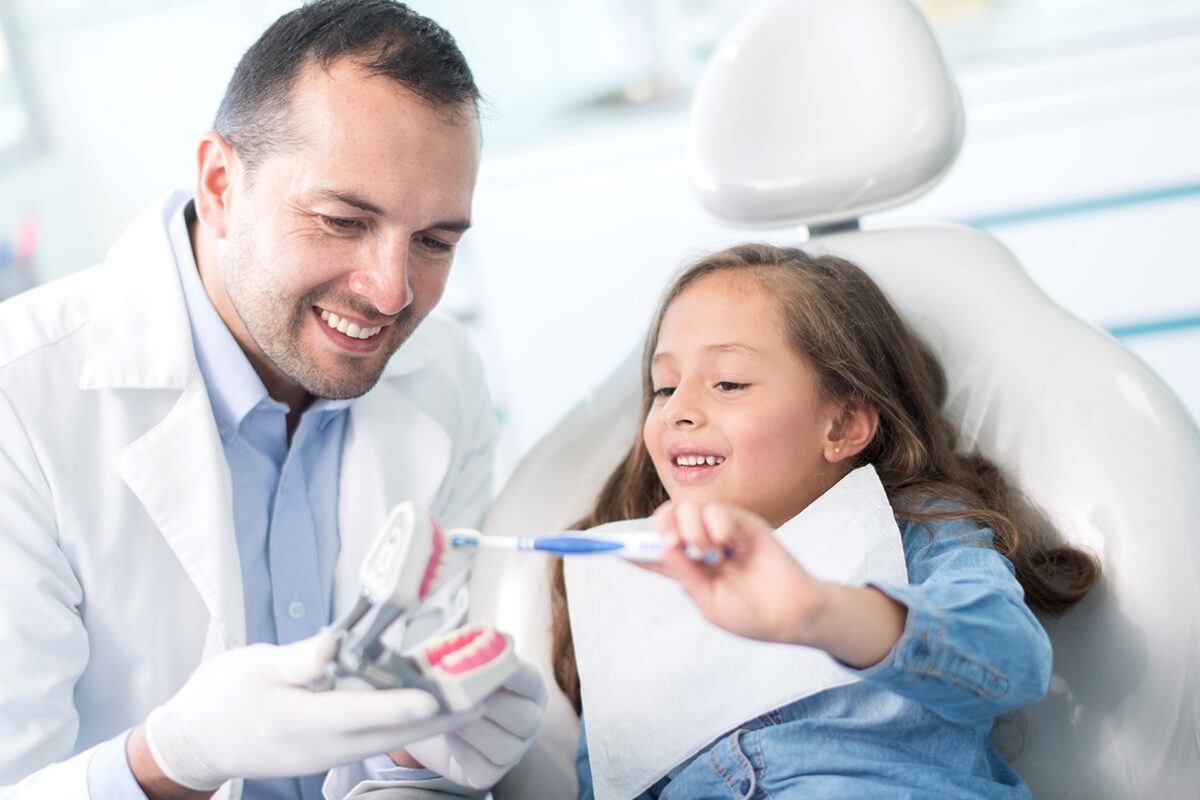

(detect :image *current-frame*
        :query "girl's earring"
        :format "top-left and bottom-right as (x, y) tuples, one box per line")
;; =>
(833, 446), (842, 455)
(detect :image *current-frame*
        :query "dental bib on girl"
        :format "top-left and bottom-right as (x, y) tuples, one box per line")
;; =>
(566, 465), (906, 800)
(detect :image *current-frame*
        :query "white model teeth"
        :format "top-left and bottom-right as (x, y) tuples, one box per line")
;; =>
(319, 309), (383, 339)
(441, 627), (493, 668)
(429, 621), (483, 650)
(674, 455), (724, 467)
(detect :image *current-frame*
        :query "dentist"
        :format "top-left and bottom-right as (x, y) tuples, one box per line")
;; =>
(0, 2), (544, 799)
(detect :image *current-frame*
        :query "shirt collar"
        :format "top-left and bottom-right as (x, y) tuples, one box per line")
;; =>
(168, 199), (352, 440)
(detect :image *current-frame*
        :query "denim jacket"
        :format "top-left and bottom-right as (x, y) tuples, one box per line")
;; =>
(577, 515), (1052, 799)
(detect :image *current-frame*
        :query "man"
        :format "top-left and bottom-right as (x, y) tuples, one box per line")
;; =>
(0, 2), (545, 798)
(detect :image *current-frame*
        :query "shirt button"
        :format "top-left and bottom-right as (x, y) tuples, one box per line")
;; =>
(288, 601), (306, 619)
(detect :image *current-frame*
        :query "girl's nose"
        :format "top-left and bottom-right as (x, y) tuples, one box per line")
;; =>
(663, 386), (703, 427)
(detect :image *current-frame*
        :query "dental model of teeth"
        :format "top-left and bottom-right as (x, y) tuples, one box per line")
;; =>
(416, 621), (519, 712)
(316, 502), (521, 712)
(319, 308), (383, 340)
(359, 503), (446, 609)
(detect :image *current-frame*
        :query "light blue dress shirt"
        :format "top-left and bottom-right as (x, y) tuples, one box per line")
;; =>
(86, 199), (357, 800)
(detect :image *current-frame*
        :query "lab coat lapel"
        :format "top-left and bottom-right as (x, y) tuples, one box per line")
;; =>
(334, 373), (451, 616)
(114, 377), (243, 650)
(88, 193), (246, 651)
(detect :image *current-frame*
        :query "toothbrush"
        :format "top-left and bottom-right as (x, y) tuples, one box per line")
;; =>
(443, 526), (727, 563)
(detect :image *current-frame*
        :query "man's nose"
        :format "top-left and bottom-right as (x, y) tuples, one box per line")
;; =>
(350, 237), (413, 317)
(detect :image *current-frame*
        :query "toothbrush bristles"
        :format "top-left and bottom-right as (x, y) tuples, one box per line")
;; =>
(449, 535), (479, 550)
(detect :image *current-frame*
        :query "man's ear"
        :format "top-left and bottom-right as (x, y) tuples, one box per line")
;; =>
(194, 131), (237, 240)
(824, 399), (879, 463)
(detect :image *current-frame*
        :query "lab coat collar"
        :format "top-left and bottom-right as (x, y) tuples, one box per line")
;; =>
(78, 191), (197, 391)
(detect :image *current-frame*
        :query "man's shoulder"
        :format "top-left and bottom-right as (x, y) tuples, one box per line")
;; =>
(0, 195), (183, 376)
(0, 264), (109, 370)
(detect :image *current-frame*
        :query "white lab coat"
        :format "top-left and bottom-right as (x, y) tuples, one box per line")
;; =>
(0, 194), (498, 799)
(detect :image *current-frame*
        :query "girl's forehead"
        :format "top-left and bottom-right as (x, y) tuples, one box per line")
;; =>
(668, 270), (780, 319)
(658, 270), (786, 347)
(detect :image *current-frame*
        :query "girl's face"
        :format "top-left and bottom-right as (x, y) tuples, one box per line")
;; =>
(643, 270), (846, 527)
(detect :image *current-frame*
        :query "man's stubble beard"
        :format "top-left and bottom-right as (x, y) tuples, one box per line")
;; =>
(221, 233), (421, 401)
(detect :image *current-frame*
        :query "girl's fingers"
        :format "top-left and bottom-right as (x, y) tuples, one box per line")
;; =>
(657, 538), (716, 593)
(652, 501), (686, 539)
(699, 503), (738, 548)
(673, 500), (714, 552)
(703, 503), (771, 552)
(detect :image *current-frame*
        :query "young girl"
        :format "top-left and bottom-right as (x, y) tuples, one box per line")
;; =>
(550, 243), (1099, 799)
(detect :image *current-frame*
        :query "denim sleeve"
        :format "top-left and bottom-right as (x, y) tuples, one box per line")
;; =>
(847, 517), (1052, 724)
(85, 729), (150, 800)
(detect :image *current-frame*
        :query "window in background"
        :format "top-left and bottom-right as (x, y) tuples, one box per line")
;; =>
(0, 9), (38, 299)
(0, 11), (36, 166)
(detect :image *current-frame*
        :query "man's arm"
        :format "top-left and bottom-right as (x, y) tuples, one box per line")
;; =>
(0, 388), (95, 794)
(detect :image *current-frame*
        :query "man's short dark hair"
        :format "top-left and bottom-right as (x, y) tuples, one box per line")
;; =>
(214, 0), (479, 174)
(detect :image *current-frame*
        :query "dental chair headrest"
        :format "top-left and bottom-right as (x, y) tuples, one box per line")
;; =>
(689, 0), (963, 228)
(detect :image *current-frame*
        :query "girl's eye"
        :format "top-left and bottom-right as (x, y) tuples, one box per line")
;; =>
(321, 215), (366, 232)
(715, 381), (748, 392)
(652, 386), (675, 399)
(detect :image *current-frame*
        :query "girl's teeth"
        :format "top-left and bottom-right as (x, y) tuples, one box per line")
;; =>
(675, 455), (724, 466)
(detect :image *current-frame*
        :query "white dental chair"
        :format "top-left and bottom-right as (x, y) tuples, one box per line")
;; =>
(470, 1), (1200, 797)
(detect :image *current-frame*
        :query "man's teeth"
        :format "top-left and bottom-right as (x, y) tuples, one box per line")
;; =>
(319, 309), (382, 339)
(674, 455), (725, 467)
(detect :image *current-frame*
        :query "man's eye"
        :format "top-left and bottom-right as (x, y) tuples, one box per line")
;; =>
(321, 215), (365, 232)
(715, 381), (748, 391)
(419, 236), (454, 252)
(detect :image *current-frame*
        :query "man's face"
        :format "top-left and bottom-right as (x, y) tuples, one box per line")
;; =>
(213, 59), (481, 403)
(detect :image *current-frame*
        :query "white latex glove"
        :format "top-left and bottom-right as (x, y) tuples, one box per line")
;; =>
(145, 631), (454, 790)
(402, 660), (547, 789)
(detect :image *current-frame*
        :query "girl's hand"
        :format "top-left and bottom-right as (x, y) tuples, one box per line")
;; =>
(648, 500), (908, 667)
(649, 499), (828, 645)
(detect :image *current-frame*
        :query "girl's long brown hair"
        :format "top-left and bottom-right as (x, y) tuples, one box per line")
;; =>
(550, 244), (1100, 714)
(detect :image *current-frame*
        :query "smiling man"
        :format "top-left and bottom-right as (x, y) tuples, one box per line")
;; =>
(0, 2), (545, 800)
(194, 51), (481, 423)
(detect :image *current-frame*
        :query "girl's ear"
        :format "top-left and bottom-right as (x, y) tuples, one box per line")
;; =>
(194, 130), (237, 240)
(825, 399), (879, 463)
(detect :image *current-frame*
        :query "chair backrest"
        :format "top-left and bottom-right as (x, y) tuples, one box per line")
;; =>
(472, 1), (1200, 797)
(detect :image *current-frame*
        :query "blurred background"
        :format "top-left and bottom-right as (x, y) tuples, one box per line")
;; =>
(0, 0), (1197, 482)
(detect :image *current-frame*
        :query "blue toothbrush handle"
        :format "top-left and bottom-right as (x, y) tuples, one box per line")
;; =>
(523, 535), (625, 554)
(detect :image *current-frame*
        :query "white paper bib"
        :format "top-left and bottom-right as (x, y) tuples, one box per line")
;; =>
(564, 465), (908, 800)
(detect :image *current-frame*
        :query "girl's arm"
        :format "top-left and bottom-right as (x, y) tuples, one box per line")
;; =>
(850, 515), (1052, 721)
(653, 500), (1052, 721)
(651, 500), (907, 667)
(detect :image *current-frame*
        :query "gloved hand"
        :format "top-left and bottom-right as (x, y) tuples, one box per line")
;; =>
(400, 660), (547, 789)
(144, 631), (448, 790)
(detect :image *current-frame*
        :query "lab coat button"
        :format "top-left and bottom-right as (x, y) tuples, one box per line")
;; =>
(287, 601), (305, 619)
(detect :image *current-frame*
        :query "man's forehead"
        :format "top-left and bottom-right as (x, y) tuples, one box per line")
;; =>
(291, 55), (478, 127)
